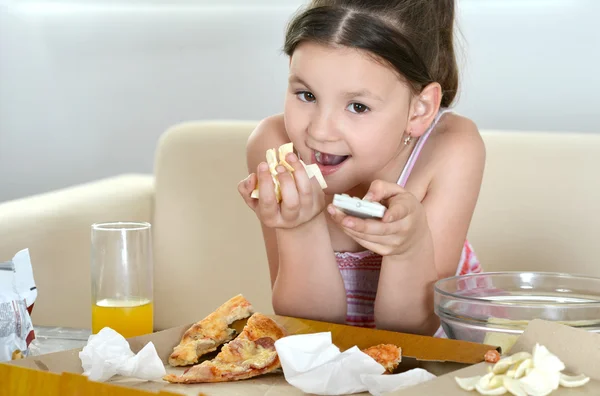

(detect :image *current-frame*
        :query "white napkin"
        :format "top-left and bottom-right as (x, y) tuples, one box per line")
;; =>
(274, 332), (436, 396)
(360, 369), (437, 396)
(79, 327), (166, 382)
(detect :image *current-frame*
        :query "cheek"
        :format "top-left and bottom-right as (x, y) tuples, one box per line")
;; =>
(348, 123), (402, 158)
(283, 97), (309, 140)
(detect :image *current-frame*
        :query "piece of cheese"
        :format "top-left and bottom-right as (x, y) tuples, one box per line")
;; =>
(301, 161), (327, 189)
(455, 343), (589, 396)
(265, 149), (278, 175)
(278, 143), (295, 172)
(251, 143), (327, 202)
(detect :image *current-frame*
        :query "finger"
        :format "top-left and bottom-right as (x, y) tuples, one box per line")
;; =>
(327, 204), (396, 236)
(277, 165), (300, 221)
(339, 227), (387, 254)
(363, 179), (406, 203)
(287, 153), (313, 201)
(238, 173), (259, 209)
(326, 204), (349, 225)
(381, 194), (414, 223)
(243, 173), (258, 193)
(256, 162), (279, 219)
(342, 227), (390, 245)
(342, 216), (396, 236)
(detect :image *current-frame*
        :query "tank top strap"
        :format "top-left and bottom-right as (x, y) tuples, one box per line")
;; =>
(396, 108), (453, 187)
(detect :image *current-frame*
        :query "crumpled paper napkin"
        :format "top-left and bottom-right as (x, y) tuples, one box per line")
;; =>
(79, 327), (166, 382)
(274, 332), (436, 396)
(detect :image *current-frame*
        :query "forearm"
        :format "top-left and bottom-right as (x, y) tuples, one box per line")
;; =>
(272, 212), (347, 323)
(374, 229), (439, 335)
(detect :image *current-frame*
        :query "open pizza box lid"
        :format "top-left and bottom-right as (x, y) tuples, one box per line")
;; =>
(3, 317), (600, 395)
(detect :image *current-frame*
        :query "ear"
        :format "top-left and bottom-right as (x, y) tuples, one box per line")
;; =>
(406, 82), (442, 138)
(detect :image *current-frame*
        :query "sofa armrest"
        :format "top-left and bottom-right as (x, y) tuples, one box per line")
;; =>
(0, 174), (154, 329)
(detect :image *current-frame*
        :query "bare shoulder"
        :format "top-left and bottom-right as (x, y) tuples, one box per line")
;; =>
(411, 112), (486, 199)
(246, 114), (289, 172)
(427, 113), (486, 178)
(436, 113), (485, 161)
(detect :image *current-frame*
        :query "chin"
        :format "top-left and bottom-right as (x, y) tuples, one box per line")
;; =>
(321, 176), (360, 196)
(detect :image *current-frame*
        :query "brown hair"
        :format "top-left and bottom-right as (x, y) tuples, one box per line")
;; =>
(283, 0), (459, 108)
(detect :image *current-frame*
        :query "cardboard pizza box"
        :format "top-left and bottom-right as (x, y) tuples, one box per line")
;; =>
(395, 319), (600, 396)
(2, 316), (599, 395)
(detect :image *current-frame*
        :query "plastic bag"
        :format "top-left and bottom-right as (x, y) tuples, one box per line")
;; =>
(0, 248), (37, 362)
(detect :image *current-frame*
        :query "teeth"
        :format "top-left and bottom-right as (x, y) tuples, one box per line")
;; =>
(315, 151), (322, 163)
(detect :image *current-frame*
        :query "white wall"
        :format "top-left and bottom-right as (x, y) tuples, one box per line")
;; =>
(1, 0), (599, 202)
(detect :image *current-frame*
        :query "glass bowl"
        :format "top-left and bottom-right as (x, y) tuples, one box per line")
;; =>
(434, 271), (600, 353)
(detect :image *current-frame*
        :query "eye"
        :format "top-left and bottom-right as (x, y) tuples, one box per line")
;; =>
(347, 102), (369, 114)
(296, 91), (316, 103)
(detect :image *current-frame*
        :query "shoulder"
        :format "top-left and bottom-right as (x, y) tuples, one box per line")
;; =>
(432, 113), (485, 171)
(435, 113), (485, 162)
(245, 114), (289, 172)
(425, 112), (486, 189)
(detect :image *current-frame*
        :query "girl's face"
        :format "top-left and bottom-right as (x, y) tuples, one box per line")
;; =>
(284, 41), (415, 194)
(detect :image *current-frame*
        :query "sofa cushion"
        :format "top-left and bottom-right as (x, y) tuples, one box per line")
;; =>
(152, 121), (273, 330)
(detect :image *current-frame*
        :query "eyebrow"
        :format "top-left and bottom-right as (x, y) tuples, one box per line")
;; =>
(343, 89), (384, 102)
(288, 74), (311, 88)
(288, 75), (384, 102)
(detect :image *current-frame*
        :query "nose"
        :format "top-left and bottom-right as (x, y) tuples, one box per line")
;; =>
(307, 108), (339, 143)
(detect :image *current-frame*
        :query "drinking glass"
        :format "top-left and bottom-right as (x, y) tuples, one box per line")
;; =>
(90, 222), (153, 338)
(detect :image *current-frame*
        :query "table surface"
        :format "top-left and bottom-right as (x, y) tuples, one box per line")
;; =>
(30, 326), (91, 356)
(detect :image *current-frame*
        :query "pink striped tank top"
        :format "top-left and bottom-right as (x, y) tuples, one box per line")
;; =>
(334, 109), (482, 337)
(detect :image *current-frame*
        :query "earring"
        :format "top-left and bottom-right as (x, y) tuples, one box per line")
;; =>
(403, 131), (413, 145)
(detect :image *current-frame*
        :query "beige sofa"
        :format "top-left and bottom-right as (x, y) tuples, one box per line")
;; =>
(1, 121), (599, 331)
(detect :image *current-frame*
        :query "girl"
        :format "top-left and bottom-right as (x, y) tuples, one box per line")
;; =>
(238, 0), (485, 337)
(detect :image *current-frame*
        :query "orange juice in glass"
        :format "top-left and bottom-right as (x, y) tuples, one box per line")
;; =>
(91, 222), (154, 338)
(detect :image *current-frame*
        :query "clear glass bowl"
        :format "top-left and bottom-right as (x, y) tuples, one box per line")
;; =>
(434, 271), (600, 353)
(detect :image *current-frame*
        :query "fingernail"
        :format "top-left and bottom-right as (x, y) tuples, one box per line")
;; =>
(258, 162), (268, 172)
(344, 219), (355, 228)
(287, 153), (298, 163)
(386, 215), (394, 223)
(363, 193), (373, 201)
(245, 177), (251, 186)
(327, 205), (335, 215)
(276, 165), (286, 173)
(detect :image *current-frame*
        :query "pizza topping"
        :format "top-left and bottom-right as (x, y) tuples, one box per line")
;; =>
(254, 337), (276, 350)
(362, 344), (402, 374)
(484, 349), (501, 364)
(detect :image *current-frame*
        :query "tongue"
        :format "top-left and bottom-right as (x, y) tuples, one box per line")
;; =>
(320, 153), (348, 166)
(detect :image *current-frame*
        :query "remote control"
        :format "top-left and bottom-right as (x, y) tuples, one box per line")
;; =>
(332, 194), (387, 219)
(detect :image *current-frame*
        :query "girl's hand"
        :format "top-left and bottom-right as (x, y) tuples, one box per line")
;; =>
(238, 153), (326, 229)
(327, 180), (429, 257)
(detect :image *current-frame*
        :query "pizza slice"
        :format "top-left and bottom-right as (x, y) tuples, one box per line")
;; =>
(163, 312), (287, 383)
(168, 294), (254, 367)
(362, 344), (402, 374)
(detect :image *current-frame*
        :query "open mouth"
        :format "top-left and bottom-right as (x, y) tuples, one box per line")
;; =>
(312, 150), (350, 176)
(314, 151), (350, 166)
